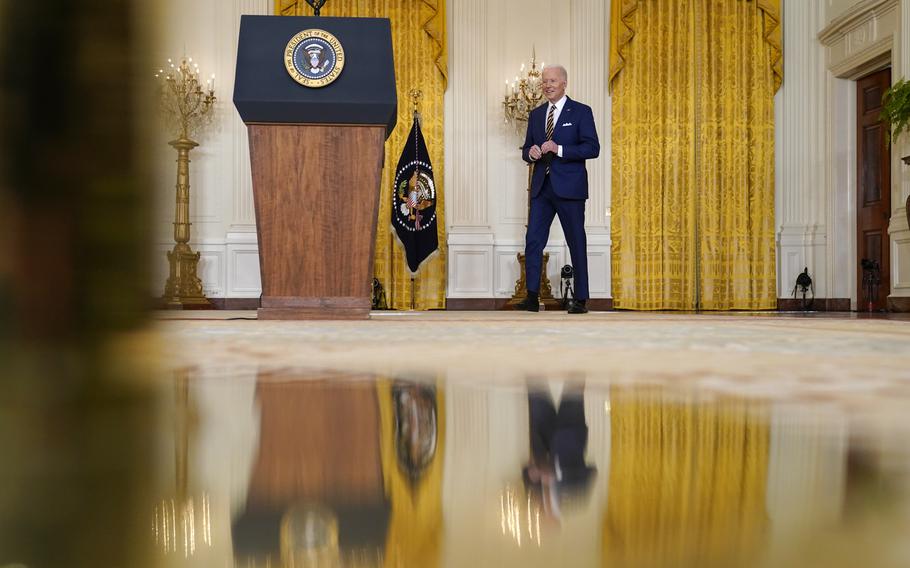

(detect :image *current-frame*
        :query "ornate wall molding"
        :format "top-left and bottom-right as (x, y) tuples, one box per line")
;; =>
(818, 0), (899, 78)
(570, 0), (609, 231)
(819, 0), (899, 44)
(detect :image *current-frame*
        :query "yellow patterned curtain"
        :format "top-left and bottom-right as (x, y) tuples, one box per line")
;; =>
(602, 388), (770, 568)
(377, 380), (445, 567)
(609, 0), (780, 310)
(698, 0), (777, 309)
(610, 0), (698, 310)
(276, 0), (447, 309)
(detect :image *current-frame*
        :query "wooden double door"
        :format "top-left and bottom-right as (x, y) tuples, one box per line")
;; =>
(856, 68), (892, 311)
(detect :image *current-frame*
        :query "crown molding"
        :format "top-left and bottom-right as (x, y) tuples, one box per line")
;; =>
(818, 0), (899, 45)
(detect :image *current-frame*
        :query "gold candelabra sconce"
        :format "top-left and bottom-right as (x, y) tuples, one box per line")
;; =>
(502, 47), (545, 134)
(156, 57), (217, 309)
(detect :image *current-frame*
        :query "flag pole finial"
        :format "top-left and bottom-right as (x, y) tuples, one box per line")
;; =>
(408, 88), (423, 121)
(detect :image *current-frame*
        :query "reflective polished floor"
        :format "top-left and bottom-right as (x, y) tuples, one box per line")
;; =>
(4, 311), (910, 567)
(144, 311), (910, 568)
(149, 368), (910, 568)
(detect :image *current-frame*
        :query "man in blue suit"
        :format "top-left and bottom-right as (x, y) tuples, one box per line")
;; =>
(518, 65), (600, 314)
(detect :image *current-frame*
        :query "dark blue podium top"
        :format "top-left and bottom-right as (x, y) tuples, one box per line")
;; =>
(233, 15), (397, 137)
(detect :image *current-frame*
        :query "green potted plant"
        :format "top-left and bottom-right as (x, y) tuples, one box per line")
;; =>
(881, 78), (910, 228)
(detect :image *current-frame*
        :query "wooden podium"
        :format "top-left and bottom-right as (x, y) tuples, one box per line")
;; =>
(233, 16), (397, 320)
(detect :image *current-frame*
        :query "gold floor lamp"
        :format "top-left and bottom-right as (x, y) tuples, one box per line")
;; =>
(157, 57), (216, 309)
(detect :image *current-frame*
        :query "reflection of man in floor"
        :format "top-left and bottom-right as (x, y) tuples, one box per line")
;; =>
(523, 380), (596, 521)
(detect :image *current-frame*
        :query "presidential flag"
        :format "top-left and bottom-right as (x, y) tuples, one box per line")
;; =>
(392, 116), (438, 273)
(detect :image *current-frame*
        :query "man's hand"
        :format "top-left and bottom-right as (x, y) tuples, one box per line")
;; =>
(540, 140), (558, 155)
(528, 145), (542, 161)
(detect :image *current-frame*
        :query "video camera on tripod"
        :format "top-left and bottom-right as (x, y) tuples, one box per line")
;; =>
(560, 264), (574, 309)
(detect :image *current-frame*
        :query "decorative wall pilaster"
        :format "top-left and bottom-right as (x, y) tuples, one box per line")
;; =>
(569, 0), (612, 297)
(448, 0), (490, 229)
(229, 1), (267, 231)
(777, 1), (830, 299)
(570, 0), (608, 231)
(445, 0), (494, 297)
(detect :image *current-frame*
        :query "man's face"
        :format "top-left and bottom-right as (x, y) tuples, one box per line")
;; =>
(542, 68), (566, 103)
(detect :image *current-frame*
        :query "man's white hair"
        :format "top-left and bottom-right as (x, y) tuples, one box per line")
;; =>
(542, 64), (568, 82)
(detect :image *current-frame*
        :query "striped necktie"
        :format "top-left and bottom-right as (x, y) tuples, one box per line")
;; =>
(545, 104), (556, 173)
(546, 104), (556, 140)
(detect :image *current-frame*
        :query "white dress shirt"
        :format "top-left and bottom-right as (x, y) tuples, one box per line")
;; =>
(544, 95), (568, 158)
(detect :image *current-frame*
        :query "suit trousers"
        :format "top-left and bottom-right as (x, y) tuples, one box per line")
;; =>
(524, 175), (589, 300)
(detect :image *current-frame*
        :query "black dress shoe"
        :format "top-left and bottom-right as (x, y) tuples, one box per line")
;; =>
(567, 300), (588, 314)
(515, 294), (540, 312)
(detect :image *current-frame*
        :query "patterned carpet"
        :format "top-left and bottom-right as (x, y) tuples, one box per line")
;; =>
(154, 311), (910, 410)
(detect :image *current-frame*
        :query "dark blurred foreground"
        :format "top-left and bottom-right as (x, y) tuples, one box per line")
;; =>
(0, 1), (157, 566)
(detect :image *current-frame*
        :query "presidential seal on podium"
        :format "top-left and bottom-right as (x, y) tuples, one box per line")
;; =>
(284, 29), (345, 88)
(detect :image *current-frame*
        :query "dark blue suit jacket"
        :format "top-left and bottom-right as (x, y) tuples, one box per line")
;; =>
(521, 97), (600, 199)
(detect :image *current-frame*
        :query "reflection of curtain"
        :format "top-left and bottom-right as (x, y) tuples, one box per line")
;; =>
(275, 0), (447, 310)
(603, 388), (769, 568)
(609, 0), (781, 310)
(377, 380), (445, 567)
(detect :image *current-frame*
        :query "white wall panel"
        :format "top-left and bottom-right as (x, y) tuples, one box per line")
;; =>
(452, 250), (493, 296)
(227, 245), (262, 298)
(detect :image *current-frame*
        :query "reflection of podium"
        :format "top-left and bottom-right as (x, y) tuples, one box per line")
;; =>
(233, 16), (397, 320)
(233, 375), (389, 561)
